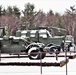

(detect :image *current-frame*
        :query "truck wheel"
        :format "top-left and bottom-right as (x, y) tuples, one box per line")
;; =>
(49, 46), (60, 54)
(28, 47), (46, 60)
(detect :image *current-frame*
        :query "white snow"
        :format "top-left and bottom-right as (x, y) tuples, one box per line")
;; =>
(0, 53), (76, 75)
(0, 38), (3, 40)
(30, 30), (37, 33)
(39, 29), (47, 33)
(21, 30), (28, 34)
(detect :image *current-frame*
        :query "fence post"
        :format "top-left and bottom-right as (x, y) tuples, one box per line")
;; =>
(18, 54), (19, 58)
(0, 50), (1, 61)
(56, 52), (58, 61)
(40, 52), (42, 74)
(65, 49), (68, 75)
(74, 46), (76, 53)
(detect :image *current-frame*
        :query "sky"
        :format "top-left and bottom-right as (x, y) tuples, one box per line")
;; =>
(0, 0), (76, 14)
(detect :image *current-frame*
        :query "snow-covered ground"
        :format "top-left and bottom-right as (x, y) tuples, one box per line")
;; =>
(0, 53), (76, 75)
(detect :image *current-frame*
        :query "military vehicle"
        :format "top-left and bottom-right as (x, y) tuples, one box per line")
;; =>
(16, 26), (66, 55)
(1, 26), (73, 60)
(0, 27), (28, 53)
(0, 27), (46, 60)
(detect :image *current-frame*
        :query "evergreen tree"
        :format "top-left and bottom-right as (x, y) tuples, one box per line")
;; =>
(0, 5), (3, 16)
(48, 9), (54, 15)
(6, 6), (13, 16)
(2, 8), (6, 15)
(22, 3), (36, 29)
(13, 6), (21, 18)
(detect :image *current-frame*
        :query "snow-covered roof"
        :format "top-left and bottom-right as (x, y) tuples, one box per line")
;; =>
(65, 40), (72, 43)
(66, 35), (73, 37)
(30, 30), (37, 33)
(21, 30), (28, 34)
(0, 38), (3, 40)
(39, 29), (47, 33)
(10, 36), (21, 39)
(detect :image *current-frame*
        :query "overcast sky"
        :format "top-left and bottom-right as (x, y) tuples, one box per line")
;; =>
(0, 0), (76, 14)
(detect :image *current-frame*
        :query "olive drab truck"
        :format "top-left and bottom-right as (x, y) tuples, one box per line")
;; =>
(16, 26), (67, 59)
(0, 27), (29, 53)
(0, 27), (46, 60)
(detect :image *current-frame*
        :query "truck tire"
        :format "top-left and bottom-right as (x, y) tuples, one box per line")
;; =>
(28, 47), (46, 60)
(49, 46), (60, 54)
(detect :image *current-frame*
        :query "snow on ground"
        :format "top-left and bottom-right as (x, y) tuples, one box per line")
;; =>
(0, 54), (76, 75)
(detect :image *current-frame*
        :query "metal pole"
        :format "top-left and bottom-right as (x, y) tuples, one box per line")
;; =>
(40, 52), (42, 74)
(18, 54), (20, 58)
(74, 45), (75, 53)
(56, 53), (58, 61)
(70, 49), (71, 55)
(0, 50), (1, 61)
(65, 49), (68, 75)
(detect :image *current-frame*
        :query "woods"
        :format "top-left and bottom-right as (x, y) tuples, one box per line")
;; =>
(0, 3), (76, 43)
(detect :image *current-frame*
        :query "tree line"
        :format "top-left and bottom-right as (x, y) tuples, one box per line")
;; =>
(0, 3), (76, 44)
